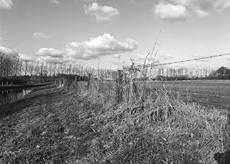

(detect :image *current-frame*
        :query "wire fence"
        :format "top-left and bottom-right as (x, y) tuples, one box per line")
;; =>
(142, 52), (230, 67)
(135, 52), (230, 78)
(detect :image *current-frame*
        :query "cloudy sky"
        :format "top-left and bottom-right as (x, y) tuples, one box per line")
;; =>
(0, 0), (230, 69)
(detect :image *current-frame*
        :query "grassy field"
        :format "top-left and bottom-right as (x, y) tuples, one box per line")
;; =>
(150, 80), (230, 110)
(0, 81), (228, 163)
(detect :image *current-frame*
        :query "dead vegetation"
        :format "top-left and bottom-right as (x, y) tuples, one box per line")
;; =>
(0, 75), (228, 163)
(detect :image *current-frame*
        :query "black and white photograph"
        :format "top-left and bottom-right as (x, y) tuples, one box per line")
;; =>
(1, 0), (230, 163)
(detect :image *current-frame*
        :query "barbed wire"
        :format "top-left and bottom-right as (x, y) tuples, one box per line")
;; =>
(138, 52), (230, 68)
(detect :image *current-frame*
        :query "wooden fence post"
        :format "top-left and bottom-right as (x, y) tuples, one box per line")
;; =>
(223, 105), (230, 151)
(116, 70), (123, 104)
(61, 78), (63, 87)
(87, 74), (91, 90)
(59, 76), (61, 87)
(75, 75), (78, 90)
(63, 78), (66, 89)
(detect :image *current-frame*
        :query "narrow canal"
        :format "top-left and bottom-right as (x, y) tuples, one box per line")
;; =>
(0, 88), (33, 109)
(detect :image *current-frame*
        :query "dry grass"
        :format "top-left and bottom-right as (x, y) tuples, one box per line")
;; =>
(0, 80), (228, 163)
(86, 82), (226, 164)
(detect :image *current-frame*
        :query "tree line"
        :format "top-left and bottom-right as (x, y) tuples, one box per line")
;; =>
(155, 66), (230, 81)
(0, 52), (117, 85)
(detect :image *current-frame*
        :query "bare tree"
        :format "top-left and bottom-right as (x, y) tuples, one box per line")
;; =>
(23, 61), (29, 76)
(28, 61), (35, 82)
(52, 63), (57, 81)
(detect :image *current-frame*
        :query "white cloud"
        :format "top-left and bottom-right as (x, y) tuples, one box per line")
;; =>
(112, 54), (121, 59)
(37, 48), (70, 63)
(18, 48), (70, 63)
(169, 0), (213, 9)
(214, 0), (230, 10)
(0, 0), (13, 9)
(169, 0), (230, 12)
(192, 6), (210, 17)
(84, 2), (119, 22)
(50, 0), (60, 5)
(37, 48), (64, 57)
(0, 46), (18, 57)
(66, 33), (138, 60)
(168, 0), (190, 6)
(154, 2), (189, 22)
(167, 0), (216, 10)
(33, 32), (51, 39)
(19, 53), (36, 62)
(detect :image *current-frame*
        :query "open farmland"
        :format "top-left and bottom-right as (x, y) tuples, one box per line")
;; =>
(150, 80), (230, 110)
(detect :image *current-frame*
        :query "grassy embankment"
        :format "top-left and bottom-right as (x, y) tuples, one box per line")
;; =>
(0, 81), (228, 163)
